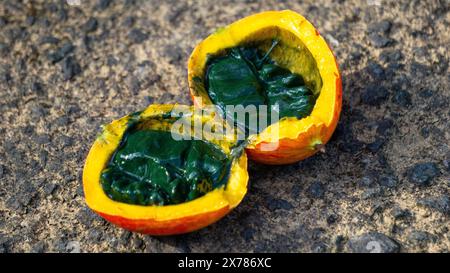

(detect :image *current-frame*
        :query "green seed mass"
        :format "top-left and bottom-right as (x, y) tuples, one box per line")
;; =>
(205, 40), (316, 134)
(101, 128), (232, 206)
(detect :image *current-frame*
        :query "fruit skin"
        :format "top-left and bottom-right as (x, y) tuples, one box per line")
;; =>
(188, 10), (342, 165)
(83, 105), (249, 235)
(97, 206), (230, 235)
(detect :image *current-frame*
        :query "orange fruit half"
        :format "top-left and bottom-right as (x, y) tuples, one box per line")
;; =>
(83, 105), (248, 235)
(188, 10), (342, 164)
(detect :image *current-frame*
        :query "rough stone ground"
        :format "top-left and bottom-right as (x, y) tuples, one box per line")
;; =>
(0, 0), (449, 253)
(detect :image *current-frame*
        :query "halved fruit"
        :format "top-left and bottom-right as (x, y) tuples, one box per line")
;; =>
(83, 104), (248, 235)
(188, 10), (342, 164)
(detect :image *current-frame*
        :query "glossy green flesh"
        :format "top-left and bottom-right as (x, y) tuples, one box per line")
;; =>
(206, 43), (316, 133)
(101, 129), (232, 206)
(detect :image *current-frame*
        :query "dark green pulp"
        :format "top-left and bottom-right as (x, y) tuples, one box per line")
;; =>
(101, 128), (232, 206)
(205, 40), (316, 134)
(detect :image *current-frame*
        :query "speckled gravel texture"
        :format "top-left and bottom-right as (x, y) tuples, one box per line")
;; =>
(0, 0), (449, 253)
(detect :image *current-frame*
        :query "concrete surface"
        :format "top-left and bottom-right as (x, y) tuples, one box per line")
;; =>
(0, 0), (449, 253)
